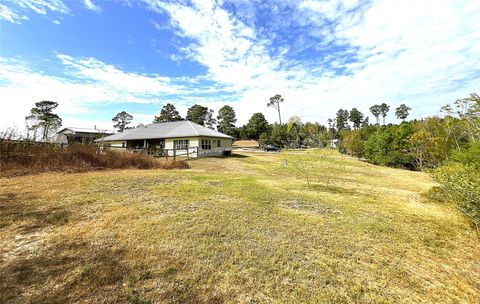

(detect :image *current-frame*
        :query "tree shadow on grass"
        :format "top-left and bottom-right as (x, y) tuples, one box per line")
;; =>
(0, 192), (70, 231)
(206, 153), (250, 159)
(306, 183), (364, 196)
(230, 153), (250, 158)
(0, 239), (129, 304)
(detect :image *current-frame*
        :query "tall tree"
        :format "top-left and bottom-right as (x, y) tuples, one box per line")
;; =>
(369, 105), (382, 125)
(154, 103), (182, 123)
(287, 116), (303, 148)
(244, 112), (269, 139)
(349, 108), (364, 129)
(336, 109), (350, 131)
(217, 105), (237, 136)
(186, 104), (216, 129)
(395, 104), (411, 121)
(25, 101), (62, 141)
(25, 115), (40, 141)
(267, 94), (284, 125)
(442, 93), (480, 143)
(112, 111), (133, 132)
(327, 118), (337, 141)
(380, 103), (390, 125)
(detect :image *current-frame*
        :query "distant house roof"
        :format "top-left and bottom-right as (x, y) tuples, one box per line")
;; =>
(96, 121), (233, 142)
(57, 127), (115, 135)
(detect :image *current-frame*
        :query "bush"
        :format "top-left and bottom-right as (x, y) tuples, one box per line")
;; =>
(432, 143), (480, 231)
(363, 124), (416, 169)
(339, 130), (364, 158)
(0, 141), (189, 177)
(432, 163), (480, 229)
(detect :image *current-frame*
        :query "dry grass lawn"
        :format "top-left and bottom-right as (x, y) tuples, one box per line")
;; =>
(1, 150), (479, 303)
(232, 140), (260, 148)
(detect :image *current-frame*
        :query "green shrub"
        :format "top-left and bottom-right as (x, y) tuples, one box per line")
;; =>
(432, 143), (480, 229)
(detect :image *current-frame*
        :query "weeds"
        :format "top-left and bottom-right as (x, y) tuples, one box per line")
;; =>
(0, 141), (188, 176)
(283, 150), (345, 189)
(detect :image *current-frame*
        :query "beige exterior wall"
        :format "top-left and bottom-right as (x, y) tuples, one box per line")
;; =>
(165, 137), (232, 157)
(164, 137), (199, 150)
(164, 137), (232, 150)
(102, 136), (233, 157)
(106, 140), (126, 148)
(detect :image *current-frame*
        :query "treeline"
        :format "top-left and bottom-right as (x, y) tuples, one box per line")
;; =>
(338, 95), (478, 170)
(112, 95), (333, 149)
(338, 93), (480, 228)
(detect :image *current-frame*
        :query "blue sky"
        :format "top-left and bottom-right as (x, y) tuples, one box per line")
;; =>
(1, 0), (480, 131)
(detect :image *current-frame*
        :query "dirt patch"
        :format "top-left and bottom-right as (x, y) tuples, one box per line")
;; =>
(281, 199), (342, 215)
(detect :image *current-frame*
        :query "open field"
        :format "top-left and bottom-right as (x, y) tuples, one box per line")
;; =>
(1, 150), (479, 303)
(232, 140), (260, 148)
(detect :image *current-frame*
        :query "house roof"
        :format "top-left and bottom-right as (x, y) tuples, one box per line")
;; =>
(58, 127), (115, 135)
(96, 121), (233, 142)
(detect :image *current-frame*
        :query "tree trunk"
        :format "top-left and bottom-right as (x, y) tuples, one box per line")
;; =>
(278, 103), (282, 125)
(43, 126), (48, 141)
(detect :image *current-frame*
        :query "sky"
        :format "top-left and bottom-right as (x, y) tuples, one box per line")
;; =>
(1, 0), (480, 131)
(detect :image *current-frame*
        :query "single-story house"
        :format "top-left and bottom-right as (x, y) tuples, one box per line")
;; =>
(56, 127), (114, 145)
(95, 120), (233, 157)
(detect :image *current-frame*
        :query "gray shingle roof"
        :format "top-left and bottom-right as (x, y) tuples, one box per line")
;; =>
(96, 121), (233, 141)
(58, 127), (115, 134)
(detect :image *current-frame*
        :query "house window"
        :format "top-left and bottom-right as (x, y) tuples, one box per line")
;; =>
(217, 140), (221, 148)
(174, 139), (189, 150)
(201, 139), (211, 150)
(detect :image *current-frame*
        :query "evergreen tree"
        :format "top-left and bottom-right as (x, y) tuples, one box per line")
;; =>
(336, 109), (350, 131)
(186, 104), (216, 129)
(25, 101), (62, 140)
(370, 105), (382, 125)
(112, 111), (133, 132)
(395, 104), (412, 121)
(154, 103), (182, 122)
(217, 105), (237, 136)
(244, 113), (269, 139)
(267, 94), (284, 124)
(380, 103), (390, 125)
(349, 108), (364, 129)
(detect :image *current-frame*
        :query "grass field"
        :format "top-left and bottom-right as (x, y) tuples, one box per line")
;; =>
(1, 150), (479, 303)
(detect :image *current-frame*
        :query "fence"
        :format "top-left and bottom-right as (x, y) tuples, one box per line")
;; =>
(106, 146), (230, 160)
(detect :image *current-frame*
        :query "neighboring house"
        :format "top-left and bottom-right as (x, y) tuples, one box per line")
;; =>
(330, 139), (341, 149)
(95, 121), (233, 157)
(56, 127), (114, 145)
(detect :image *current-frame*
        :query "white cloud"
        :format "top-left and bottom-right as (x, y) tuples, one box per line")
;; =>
(0, 4), (28, 23)
(0, 56), (190, 131)
(83, 0), (101, 14)
(141, 0), (480, 125)
(16, 0), (70, 15)
(0, 0), (69, 24)
(2, 0), (480, 131)
(57, 54), (183, 97)
(0, 55), (235, 131)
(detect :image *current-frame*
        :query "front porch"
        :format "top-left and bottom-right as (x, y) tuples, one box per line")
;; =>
(111, 137), (232, 159)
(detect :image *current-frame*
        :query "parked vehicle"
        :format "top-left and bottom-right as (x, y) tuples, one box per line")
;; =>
(264, 145), (281, 152)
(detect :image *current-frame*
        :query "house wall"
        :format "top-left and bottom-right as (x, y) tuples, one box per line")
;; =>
(164, 136), (233, 157)
(164, 137), (232, 149)
(107, 140), (127, 148)
(164, 137), (199, 150)
(102, 136), (233, 157)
